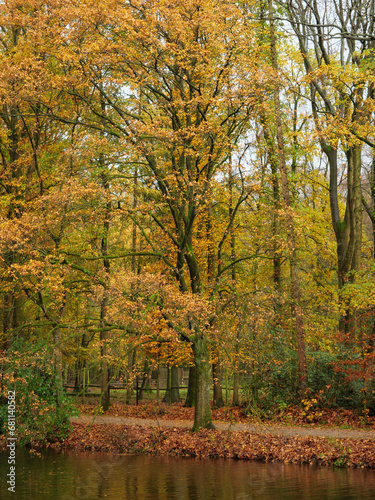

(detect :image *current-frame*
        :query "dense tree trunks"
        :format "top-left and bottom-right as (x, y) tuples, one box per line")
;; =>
(327, 144), (363, 292)
(284, 0), (367, 335)
(163, 366), (181, 404)
(192, 337), (215, 431)
(340, 146), (363, 333)
(1, 102), (25, 350)
(316, 128), (363, 335)
(2, 293), (24, 350)
(269, 0), (307, 394)
(74, 358), (86, 393)
(207, 194), (224, 408)
(74, 318), (91, 394)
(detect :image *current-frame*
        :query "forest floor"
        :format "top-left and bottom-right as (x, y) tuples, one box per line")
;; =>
(52, 400), (375, 468)
(71, 399), (375, 437)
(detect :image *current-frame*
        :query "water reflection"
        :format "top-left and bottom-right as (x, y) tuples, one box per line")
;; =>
(1, 449), (375, 499)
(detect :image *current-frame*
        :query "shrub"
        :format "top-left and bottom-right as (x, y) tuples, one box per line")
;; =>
(241, 346), (372, 415)
(0, 340), (78, 447)
(306, 350), (366, 410)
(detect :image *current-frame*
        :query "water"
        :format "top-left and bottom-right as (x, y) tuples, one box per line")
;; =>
(1, 449), (375, 499)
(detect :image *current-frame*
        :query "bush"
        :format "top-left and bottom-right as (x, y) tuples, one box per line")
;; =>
(241, 346), (372, 415)
(0, 340), (78, 447)
(306, 350), (362, 409)
(242, 345), (300, 415)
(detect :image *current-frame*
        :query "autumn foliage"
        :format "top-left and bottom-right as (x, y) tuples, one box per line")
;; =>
(1, 0), (375, 446)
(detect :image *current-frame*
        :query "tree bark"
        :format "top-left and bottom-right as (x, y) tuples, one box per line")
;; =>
(126, 348), (136, 404)
(232, 370), (240, 406)
(192, 337), (215, 431)
(170, 366), (181, 403)
(53, 326), (64, 408)
(99, 150), (111, 411)
(184, 365), (197, 407)
(212, 360), (224, 408)
(163, 366), (171, 404)
(139, 358), (152, 400)
(163, 366), (181, 404)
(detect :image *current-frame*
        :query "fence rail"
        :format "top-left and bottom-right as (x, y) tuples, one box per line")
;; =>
(63, 383), (191, 404)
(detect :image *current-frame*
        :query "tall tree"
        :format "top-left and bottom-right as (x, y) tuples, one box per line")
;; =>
(283, 0), (375, 332)
(268, 0), (307, 393)
(50, 0), (263, 429)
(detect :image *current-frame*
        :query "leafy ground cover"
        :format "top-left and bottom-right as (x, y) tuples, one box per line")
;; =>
(74, 400), (375, 430)
(49, 400), (375, 468)
(54, 422), (375, 468)
(3, 400), (375, 468)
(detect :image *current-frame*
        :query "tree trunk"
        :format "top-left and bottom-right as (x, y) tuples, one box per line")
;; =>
(74, 358), (86, 393)
(163, 366), (171, 404)
(362, 154), (375, 348)
(284, 1), (365, 336)
(232, 370), (240, 406)
(53, 326), (64, 408)
(163, 366), (180, 404)
(184, 365), (197, 407)
(100, 320), (110, 411)
(170, 366), (181, 403)
(2, 292), (24, 350)
(212, 361), (224, 408)
(126, 348), (136, 404)
(74, 331), (88, 393)
(192, 337), (215, 431)
(139, 358), (152, 400)
(269, 0), (307, 394)
(261, 119), (282, 293)
(99, 146), (111, 412)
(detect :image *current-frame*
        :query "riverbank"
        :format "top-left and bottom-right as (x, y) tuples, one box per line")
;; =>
(59, 400), (375, 467)
(53, 421), (375, 468)
(2, 400), (375, 468)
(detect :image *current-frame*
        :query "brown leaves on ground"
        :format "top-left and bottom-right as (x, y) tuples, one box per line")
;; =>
(75, 400), (375, 429)
(76, 399), (256, 424)
(54, 422), (375, 468)
(272, 405), (375, 428)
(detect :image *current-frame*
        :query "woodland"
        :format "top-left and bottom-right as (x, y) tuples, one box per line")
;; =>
(1, 0), (375, 445)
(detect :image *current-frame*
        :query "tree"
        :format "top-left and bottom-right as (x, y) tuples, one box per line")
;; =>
(282, 0), (375, 333)
(48, 0), (265, 429)
(267, 0), (307, 393)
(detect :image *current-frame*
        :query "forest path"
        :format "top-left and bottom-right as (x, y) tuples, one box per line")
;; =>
(71, 415), (375, 440)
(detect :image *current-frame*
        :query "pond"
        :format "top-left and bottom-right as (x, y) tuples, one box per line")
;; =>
(1, 449), (375, 499)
